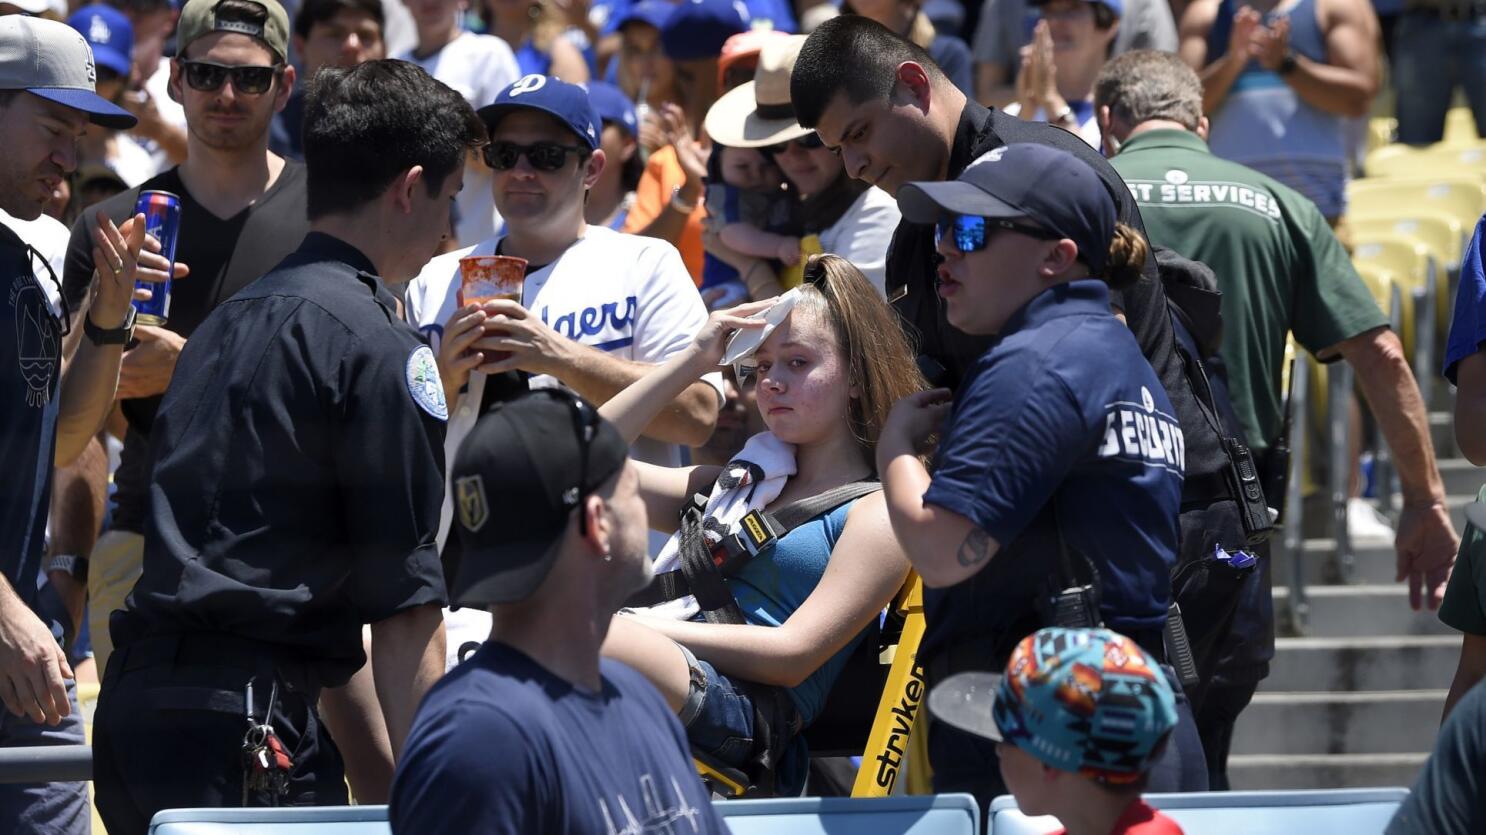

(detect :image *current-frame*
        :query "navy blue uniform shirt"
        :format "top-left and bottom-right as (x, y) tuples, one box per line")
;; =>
(920, 279), (1184, 666)
(115, 233), (449, 688)
(391, 642), (729, 835)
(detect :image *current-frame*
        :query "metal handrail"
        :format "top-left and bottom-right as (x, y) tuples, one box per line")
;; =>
(1329, 362), (1356, 583)
(0, 744), (90, 784)
(1284, 358), (1311, 634)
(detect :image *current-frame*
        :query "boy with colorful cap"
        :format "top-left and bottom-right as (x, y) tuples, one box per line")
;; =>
(930, 627), (1185, 835)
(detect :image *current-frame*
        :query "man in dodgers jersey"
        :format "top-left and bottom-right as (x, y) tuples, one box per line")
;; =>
(405, 75), (722, 662)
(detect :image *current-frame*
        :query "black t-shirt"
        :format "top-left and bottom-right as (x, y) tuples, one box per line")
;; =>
(113, 233), (448, 687)
(63, 163), (310, 534)
(0, 223), (62, 611)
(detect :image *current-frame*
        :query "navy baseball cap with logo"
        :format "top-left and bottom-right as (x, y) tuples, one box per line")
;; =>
(444, 390), (630, 607)
(0, 16), (136, 128)
(478, 74), (603, 151)
(585, 80), (638, 137)
(896, 143), (1116, 275)
(67, 5), (133, 79)
(661, 0), (751, 62)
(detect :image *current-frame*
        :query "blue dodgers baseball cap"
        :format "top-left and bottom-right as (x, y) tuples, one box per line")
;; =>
(478, 74), (603, 151)
(585, 80), (638, 137)
(613, 0), (675, 32)
(928, 627), (1178, 784)
(896, 143), (1116, 274)
(67, 5), (134, 79)
(1032, 0), (1124, 16)
(0, 16), (137, 129)
(661, 0), (751, 62)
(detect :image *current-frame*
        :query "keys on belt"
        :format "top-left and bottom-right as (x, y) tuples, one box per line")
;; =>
(241, 677), (293, 805)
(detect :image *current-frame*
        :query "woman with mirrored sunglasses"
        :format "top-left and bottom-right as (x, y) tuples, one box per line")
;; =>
(877, 143), (1209, 807)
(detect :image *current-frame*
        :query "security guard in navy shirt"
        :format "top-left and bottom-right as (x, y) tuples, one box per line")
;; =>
(91, 60), (486, 835)
(877, 144), (1208, 810)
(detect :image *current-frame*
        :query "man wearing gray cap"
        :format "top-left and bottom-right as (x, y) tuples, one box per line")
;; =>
(0, 13), (166, 834)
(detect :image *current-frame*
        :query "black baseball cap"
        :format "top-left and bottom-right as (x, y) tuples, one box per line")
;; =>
(444, 390), (629, 607)
(896, 143), (1116, 274)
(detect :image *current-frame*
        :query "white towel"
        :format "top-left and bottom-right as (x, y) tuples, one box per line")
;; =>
(635, 431), (797, 620)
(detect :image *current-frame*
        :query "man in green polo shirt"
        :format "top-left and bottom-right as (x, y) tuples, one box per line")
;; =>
(1095, 48), (1460, 789)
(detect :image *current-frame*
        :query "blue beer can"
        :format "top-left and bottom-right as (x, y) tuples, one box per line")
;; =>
(131, 189), (180, 325)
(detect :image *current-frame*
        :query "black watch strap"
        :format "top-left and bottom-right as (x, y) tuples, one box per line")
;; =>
(1278, 52), (1299, 76)
(85, 306), (136, 345)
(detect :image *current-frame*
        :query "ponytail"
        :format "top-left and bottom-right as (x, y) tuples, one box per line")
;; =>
(1104, 223), (1148, 290)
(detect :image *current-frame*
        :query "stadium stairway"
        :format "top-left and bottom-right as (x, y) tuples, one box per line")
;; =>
(1230, 403), (1479, 790)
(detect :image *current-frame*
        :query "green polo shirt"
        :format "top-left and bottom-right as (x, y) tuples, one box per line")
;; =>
(1441, 485), (1486, 635)
(1109, 129), (1388, 454)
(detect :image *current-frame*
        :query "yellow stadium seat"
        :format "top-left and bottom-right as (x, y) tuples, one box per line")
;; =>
(1363, 143), (1486, 181)
(1347, 176), (1486, 230)
(1367, 117), (1396, 154)
(1347, 210), (1465, 269)
(1352, 241), (1421, 358)
(1444, 106), (1481, 147)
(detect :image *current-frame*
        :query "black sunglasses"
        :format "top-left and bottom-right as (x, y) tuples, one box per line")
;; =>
(181, 60), (282, 95)
(483, 140), (588, 172)
(934, 214), (1063, 253)
(762, 132), (825, 156)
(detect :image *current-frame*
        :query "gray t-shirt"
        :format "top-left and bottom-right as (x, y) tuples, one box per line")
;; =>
(971, 0), (1177, 72)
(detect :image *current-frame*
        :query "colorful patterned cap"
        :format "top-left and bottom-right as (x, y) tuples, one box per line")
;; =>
(927, 627), (1177, 783)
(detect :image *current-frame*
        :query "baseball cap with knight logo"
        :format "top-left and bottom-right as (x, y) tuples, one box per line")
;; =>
(0, 15), (137, 128)
(175, 0), (291, 63)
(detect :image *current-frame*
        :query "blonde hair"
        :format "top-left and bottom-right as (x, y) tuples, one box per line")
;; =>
(794, 254), (929, 459)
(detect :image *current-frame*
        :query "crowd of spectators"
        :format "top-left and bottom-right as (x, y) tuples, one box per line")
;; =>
(3, 0), (1486, 832)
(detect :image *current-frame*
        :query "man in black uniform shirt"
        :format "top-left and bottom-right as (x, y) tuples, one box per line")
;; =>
(91, 59), (483, 834)
(793, 15), (1227, 800)
(63, 0), (309, 675)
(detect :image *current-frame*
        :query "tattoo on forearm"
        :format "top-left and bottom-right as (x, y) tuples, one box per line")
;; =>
(956, 528), (992, 568)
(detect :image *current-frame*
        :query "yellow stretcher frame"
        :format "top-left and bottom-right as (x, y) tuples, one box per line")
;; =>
(851, 574), (931, 797)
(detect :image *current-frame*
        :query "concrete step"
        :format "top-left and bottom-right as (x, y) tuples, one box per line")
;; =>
(1227, 753), (1425, 791)
(1273, 585), (1454, 638)
(1270, 539), (1396, 586)
(1439, 458), (1482, 498)
(1429, 409), (1457, 460)
(1264, 636), (1458, 692)
(1230, 690), (1446, 756)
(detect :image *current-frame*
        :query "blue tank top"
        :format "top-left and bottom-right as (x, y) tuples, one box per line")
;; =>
(514, 39), (553, 77)
(1204, 0), (1347, 218)
(729, 499), (869, 726)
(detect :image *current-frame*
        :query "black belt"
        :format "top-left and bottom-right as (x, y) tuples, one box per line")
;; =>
(112, 632), (322, 697)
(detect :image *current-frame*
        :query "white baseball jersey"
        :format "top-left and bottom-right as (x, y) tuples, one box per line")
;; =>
(405, 225), (725, 551)
(398, 33), (521, 247)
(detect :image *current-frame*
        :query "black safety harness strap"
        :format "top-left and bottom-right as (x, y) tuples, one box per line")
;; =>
(627, 481), (882, 617)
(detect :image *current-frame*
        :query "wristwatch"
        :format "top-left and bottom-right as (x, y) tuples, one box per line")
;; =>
(84, 305), (136, 346)
(45, 553), (87, 581)
(1278, 51), (1299, 76)
(670, 185), (699, 214)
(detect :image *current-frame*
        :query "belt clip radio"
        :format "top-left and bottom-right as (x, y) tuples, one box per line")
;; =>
(1040, 583), (1103, 630)
(1223, 437), (1274, 546)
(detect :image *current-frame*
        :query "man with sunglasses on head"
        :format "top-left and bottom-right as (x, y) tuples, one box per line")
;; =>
(390, 391), (727, 834)
(92, 59), (481, 834)
(407, 73), (721, 550)
(62, 0), (310, 678)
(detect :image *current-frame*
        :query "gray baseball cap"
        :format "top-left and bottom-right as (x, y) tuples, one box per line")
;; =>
(0, 15), (136, 128)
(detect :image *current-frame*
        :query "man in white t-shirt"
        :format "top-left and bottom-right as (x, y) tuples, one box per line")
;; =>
(398, 0), (520, 246)
(406, 76), (722, 663)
